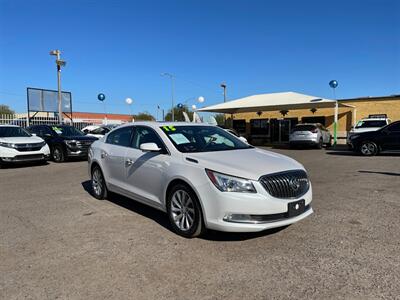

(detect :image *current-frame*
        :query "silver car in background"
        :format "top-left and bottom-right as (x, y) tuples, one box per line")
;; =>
(289, 123), (331, 149)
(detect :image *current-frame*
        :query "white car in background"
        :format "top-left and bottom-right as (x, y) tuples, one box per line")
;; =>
(347, 117), (390, 147)
(82, 124), (119, 138)
(88, 122), (312, 238)
(0, 125), (50, 167)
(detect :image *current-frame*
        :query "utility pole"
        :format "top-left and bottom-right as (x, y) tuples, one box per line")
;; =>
(161, 73), (175, 121)
(220, 83), (227, 126)
(50, 50), (66, 124)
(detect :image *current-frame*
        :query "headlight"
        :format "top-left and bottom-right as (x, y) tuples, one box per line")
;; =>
(0, 142), (15, 148)
(206, 169), (256, 193)
(65, 140), (77, 147)
(350, 134), (360, 140)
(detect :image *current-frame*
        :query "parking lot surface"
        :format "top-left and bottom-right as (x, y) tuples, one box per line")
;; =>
(1, 147), (399, 299)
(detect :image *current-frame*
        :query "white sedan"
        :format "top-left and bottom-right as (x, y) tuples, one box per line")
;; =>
(88, 122), (313, 238)
(0, 125), (50, 167)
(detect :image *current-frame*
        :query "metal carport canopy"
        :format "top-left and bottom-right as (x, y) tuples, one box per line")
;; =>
(197, 91), (352, 114)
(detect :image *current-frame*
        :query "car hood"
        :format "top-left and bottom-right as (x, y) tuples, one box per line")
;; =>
(61, 135), (98, 141)
(0, 136), (44, 144)
(351, 127), (381, 134)
(185, 148), (305, 180)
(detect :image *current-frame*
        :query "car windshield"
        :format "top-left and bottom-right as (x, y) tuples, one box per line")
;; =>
(161, 125), (252, 153)
(355, 120), (387, 128)
(51, 126), (84, 137)
(292, 125), (316, 132)
(0, 126), (32, 137)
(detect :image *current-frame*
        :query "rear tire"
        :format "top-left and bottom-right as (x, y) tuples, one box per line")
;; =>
(52, 145), (65, 163)
(317, 138), (323, 149)
(359, 141), (378, 156)
(91, 165), (108, 200)
(167, 183), (205, 238)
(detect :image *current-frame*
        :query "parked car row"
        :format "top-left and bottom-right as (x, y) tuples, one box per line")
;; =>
(0, 124), (97, 167)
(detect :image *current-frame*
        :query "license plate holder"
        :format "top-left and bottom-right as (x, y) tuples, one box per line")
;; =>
(287, 199), (306, 218)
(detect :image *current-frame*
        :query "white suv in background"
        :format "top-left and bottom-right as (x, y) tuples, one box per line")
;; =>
(347, 116), (391, 147)
(0, 125), (50, 167)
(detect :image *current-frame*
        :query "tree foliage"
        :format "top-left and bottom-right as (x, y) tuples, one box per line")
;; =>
(0, 104), (15, 115)
(133, 112), (155, 121)
(165, 105), (194, 122)
(214, 114), (225, 125)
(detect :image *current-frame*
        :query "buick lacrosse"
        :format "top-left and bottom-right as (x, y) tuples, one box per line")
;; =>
(88, 122), (313, 238)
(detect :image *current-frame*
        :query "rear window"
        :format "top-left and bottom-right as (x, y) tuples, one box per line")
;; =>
(356, 120), (387, 128)
(292, 125), (316, 132)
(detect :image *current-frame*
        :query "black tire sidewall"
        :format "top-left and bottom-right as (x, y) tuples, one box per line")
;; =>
(91, 165), (107, 200)
(167, 183), (203, 238)
(360, 141), (378, 156)
(52, 145), (65, 162)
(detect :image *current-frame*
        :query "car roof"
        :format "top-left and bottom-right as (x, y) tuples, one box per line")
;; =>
(359, 118), (388, 121)
(0, 124), (19, 127)
(117, 122), (212, 129)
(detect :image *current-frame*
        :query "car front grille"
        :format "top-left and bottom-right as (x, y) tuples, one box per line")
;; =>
(76, 141), (94, 149)
(13, 154), (45, 161)
(14, 142), (45, 152)
(259, 169), (310, 199)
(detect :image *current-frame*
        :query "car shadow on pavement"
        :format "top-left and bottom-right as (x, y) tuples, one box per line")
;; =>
(201, 226), (289, 242)
(81, 180), (171, 231)
(0, 161), (49, 169)
(359, 170), (400, 176)
(82, 180), (288, 241)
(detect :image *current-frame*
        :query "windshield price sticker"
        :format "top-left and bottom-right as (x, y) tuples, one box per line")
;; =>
(169, 133), (190, 145)
(162, 126), (176, 132)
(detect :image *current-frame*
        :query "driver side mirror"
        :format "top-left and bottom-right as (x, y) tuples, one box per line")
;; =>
(140, 142), (161, 152)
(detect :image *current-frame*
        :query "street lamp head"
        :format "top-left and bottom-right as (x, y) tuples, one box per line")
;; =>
(56, 59), (66, 67)
(125, 98), (133, 105)
(197, 96), (205, 103)
(220, 83), (226, 88)
(192, 104), (197, 110)
(49, 50), (60, 56)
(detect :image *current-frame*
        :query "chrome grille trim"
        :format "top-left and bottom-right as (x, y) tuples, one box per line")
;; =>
(259, 169), (309, 199)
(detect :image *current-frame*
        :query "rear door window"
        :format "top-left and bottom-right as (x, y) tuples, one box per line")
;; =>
(106, 126), (134, 147)
(292, 125), (316, 132)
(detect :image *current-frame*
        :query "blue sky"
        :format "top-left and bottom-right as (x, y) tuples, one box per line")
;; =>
(0, 0), (399, 116)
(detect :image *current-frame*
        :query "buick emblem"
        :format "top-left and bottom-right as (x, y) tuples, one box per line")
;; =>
(289, 177), (301, 191)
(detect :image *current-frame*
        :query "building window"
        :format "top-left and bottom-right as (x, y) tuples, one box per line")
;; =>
(301, 116), (326, 126)
(250, 119), (269, 135)
(232, 120), (246, 134)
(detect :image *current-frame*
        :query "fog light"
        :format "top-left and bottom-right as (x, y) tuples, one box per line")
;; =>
(1, 157), (13, 161)
(224, 214), (252, 223)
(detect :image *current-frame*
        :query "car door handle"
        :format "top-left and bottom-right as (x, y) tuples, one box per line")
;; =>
(125, 159), (134, 167)
(101, 151), (108, 159)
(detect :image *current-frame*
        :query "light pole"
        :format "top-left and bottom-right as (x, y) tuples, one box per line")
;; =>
(329, 80), (339, 146)
(50, 50), (66, 124)
(161, 72), (175, 121)
(220, 83), (227, 125)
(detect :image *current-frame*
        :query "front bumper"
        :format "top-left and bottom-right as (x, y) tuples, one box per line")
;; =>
(197, 179), (313, 232)
(0, 145), (50, 163)
(289, 139), (318, 146)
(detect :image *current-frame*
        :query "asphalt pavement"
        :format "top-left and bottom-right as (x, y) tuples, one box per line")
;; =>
(1, 147), (399, 299)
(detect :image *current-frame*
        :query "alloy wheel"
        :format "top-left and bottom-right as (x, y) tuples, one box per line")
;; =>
(360, 142), (377, 156)
(53, 148), (62, 162)
(170, 190), (195, 231)
(92, 168), (103, 197)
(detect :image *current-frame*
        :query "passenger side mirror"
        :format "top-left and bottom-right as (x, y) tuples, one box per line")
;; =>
(140, 142), (161, 152)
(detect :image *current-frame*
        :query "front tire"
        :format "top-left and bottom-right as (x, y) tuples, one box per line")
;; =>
(91, 165), (108, 200)
(167, 184), (204, 238)
(317, 138), (323, 149)
(359, 141), (378, 156)
(52, 145), (65, 162)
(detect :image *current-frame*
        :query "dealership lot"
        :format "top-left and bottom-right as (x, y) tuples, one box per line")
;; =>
(1, 148), (399, 299)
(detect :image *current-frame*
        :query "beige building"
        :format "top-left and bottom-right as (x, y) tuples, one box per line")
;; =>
(203, 93), (400, 144)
